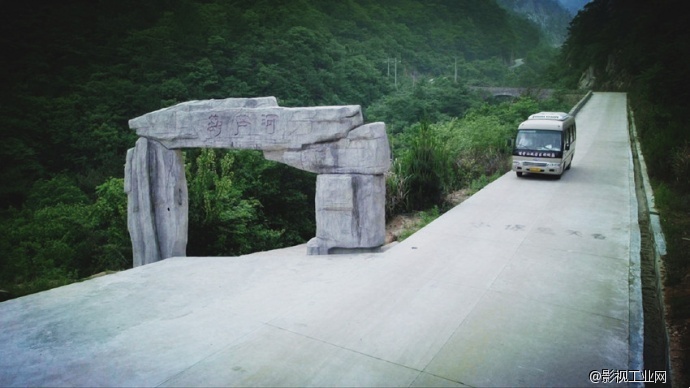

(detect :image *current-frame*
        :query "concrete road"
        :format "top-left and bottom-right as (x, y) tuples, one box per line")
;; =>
(0, 93), (641, 387)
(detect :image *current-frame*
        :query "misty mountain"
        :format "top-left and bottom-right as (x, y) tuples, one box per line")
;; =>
(556, 0), (591, 15)
(496, 0), (572, 46)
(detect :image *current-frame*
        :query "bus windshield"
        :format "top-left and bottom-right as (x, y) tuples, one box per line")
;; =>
(516, 130), (562, 151)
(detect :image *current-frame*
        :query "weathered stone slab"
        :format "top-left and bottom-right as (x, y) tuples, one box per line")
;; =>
(263, 122), (390, 175)
(125, 138), (188, 267)
(128, 97), (279, 144)
(125, 139), (159, 266)
(129, 98), (363, 150)
(307, 174), (386, 255)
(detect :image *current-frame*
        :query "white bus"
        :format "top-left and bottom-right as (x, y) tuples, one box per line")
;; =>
(512, 112), (576, 179)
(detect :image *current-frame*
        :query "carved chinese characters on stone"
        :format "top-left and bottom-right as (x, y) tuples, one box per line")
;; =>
(235, 114), (250, 136)
(262, 113), (278, 134)
(206, 114), (222, 139)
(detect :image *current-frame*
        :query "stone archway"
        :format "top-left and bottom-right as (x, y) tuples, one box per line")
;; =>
(124, 97), (390, 267)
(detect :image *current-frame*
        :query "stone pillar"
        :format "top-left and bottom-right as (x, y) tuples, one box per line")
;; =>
(307, 174), (386, 255)
(125, 137), (188, 267)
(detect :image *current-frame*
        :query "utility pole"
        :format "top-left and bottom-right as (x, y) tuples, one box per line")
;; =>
(454, 57), (458, 83)
(394, 56), (398, 90)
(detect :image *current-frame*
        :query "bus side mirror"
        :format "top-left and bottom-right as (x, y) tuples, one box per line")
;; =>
(507, 138), (514, 148)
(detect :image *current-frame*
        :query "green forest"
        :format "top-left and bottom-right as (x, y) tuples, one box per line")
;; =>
(0, 0), (566, 297)
(557, 0), (690, 287)
(0, 0), (688, 319)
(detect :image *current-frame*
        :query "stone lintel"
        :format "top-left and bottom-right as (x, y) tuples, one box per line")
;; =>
(129, 98), (363, 150)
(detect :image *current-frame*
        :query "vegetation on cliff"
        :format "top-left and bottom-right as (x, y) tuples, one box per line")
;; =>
(556, 0), (690, 384)
(557, 0), (690, 285)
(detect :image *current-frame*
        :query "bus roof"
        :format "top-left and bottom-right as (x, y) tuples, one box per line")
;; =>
(527, 112), (570, 121)
(519, 111), (574, 131)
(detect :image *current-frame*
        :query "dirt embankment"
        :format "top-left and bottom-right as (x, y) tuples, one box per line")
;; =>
(385, 190), (471, 244)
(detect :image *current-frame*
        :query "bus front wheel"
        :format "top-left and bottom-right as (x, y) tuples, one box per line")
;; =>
(516, 172), (523, 177)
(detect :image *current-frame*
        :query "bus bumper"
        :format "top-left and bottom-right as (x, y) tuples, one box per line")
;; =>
(512, 161), (564, 176)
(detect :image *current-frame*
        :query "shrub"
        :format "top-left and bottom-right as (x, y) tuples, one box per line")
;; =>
(434, 114), (514, 189)
(400, 121), (452, 211)
(385, 158), (410, 220)
(91, 178), (131, 272)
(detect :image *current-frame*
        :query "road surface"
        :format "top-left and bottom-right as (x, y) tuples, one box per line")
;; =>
(0, 92), (642, 387)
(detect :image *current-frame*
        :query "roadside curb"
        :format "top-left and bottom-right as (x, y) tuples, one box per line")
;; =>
(570, 90), (593, 116)
(628, 105), (670, 381)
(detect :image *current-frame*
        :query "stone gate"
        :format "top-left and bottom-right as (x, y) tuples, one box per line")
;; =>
(124, 97), (390, 267)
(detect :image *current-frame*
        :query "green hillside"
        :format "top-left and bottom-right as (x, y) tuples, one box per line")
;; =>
(0, 0), (566, 298)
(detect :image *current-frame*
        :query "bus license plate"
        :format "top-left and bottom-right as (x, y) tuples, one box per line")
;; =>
(529, 167), (541, 172)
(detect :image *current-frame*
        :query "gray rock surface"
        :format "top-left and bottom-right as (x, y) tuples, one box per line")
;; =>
(308, 174), (386, 255)
(126, 97), (388, 266)
(263, 122), (390, 174)
(125, 138), (188, 266)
